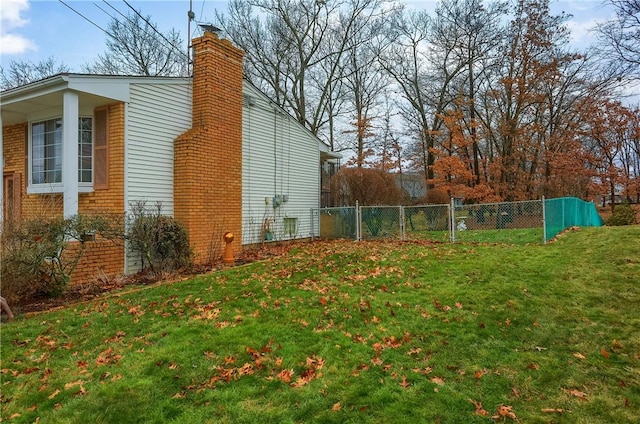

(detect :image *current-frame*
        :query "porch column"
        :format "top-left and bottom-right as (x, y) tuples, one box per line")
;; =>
(0, 113), (3, 224)
(62, 91), (79, 219)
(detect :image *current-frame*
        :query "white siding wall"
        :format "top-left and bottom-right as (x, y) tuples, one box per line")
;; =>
(242, 83), (320, 244)
(125, 81), (191, 271)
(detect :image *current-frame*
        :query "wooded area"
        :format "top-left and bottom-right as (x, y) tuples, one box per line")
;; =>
(216, 0), (640, 204)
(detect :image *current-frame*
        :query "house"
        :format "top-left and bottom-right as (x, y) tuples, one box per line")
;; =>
(1, 31), (339, 282)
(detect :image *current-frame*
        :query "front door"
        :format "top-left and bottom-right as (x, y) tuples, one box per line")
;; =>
(3, 172), (21, 225)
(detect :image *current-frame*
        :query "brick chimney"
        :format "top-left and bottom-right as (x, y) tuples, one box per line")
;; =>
(174, 32), (244, 263)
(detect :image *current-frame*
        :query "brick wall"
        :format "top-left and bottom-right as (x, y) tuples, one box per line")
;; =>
(2, 103), (126, 285)
(175, 32), (244, 263)
(75, 102), (126, 283)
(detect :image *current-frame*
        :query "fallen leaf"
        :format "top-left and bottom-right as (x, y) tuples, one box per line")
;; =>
(492, 404), (517, 420)
(64, 380), (84, 390)
(238, 362), (254, 376)
(277, 369), (294, 383)
(562, 387), (588, 401)
(48, 389), (60, 399)
(430, 376), (445, 386)
(512, 387), (521, 398)
(331, 402), (341, 411)
(412, 366), (433, 375)
(541, 408), (563, 413)
(469, 399), (489, 416)
(407, 347), (423, 356)
(399, 375), (411, 388)
(572, 352), (586, 360)
(601, 348), (610, 359)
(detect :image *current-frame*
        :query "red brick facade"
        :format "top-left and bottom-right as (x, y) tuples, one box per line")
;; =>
(175, 32), (244, 263)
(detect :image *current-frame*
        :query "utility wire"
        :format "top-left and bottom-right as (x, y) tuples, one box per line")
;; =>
(58, 0), (114, 38)
(99, 0), (187, 60)
(121, 0), (188, 59)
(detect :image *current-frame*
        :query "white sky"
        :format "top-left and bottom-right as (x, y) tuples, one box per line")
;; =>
(0, 0), (613, 72)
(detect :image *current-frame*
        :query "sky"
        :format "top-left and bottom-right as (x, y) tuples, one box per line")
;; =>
(0, 0), (615, 73)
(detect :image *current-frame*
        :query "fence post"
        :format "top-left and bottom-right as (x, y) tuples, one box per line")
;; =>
(400, 206), (406, 241)
(541, 196), (547, 244)
(450, 198), (456, 243)
(355, 201), (361, 242)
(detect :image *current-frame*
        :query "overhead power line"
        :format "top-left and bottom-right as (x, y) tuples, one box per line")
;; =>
(58, 0), (114, 39)
(121, 0), (188, 59)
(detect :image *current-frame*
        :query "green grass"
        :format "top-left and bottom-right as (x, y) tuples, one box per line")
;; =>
(2, 226), (639, 423)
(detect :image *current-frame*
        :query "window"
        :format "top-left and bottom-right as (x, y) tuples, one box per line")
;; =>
(78, 117), (93, 183)
(31, 118), (63, 184)
(30, 114), (106, 189)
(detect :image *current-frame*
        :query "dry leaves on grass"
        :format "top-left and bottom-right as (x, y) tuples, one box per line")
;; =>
(469, 399), (489, 416)
(562, 387), (588, 401)
(492, 404), (517, 422)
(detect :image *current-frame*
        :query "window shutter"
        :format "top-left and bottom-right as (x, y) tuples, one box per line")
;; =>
(24, 124), (28, 188)
(94, 107), (109, 190)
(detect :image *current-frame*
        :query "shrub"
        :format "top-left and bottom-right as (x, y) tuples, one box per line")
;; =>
(606, 203), (638, 226)
(127, 201), (192, 273)
(1, 213), (124, 303)
(330, 167), (405, 206)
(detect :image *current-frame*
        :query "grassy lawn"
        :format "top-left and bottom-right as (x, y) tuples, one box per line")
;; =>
(1, 226), (639, 423)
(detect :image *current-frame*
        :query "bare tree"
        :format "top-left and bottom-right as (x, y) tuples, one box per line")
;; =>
(595, 0), (640, 79)
(1, 57), (69, 90)
(339, 11), (392, 167)
(378, 10), (434, 187)
(217, 0), (393, 143)
(83, 10), (186, 76)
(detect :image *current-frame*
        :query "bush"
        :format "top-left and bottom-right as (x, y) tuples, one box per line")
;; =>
(330, 168), (405, 206)
(1, 213), (124, 303)
(127, 201), (192, 273)
(606, 203), (638, 226)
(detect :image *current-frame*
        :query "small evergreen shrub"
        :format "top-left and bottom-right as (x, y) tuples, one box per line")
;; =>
(606, 203), (638, 226)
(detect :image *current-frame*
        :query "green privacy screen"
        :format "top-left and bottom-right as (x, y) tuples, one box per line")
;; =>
(544, 197), (604, 242)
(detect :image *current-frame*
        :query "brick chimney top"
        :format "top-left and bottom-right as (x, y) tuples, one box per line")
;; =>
(190, 31), (244, 127)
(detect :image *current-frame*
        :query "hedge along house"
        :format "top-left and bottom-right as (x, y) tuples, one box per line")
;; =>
(0, 31), (340, 283)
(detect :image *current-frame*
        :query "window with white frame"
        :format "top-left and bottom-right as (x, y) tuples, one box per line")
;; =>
(78, 117), (93, 183)
(31, 118), (63, 184)
(30, 117), (93, 185)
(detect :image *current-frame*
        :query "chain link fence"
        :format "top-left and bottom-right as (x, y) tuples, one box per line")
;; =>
(309, 197), (602, 245)
(404, 205), (451, 242)
(450, 199), (544, 244)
